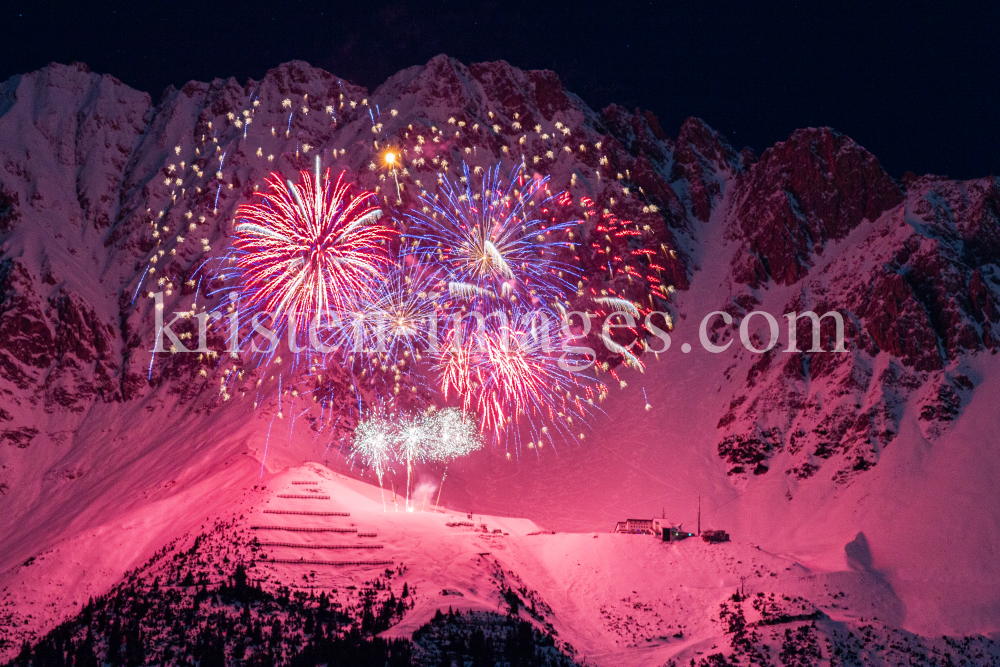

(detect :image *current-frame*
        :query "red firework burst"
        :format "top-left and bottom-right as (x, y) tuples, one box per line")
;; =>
(231, 158), (395, 340)
(436, 316), (605, 442)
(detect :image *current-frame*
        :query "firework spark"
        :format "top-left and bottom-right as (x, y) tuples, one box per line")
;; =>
(351, 253), (440, 358)
(424, 407), (484, 510)
(424, 407), (484, 461)
(352, 414), (395, 482)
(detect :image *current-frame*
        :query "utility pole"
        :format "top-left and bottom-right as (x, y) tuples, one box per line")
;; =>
(697, 494), (701, 536)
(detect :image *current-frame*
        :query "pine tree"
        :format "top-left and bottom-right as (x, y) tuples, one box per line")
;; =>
(74, 636), (99, 667)
(233, 563), (248, 590)
(107, 618), (122, 666)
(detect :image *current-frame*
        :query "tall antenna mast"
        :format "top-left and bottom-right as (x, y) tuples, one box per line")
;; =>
(698, 494), (701, 536)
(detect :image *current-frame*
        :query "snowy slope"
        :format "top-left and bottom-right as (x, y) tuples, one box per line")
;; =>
(5, 465), (998, 666)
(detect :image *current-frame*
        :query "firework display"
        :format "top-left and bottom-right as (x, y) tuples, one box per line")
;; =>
(434, 309), (605, 441)
(352, 408), (484, 510)
(404, 162), (579, 311)
(140, 84), (679, 478)
(352, 412), (395, 486)
(396, 163), (612, 444)
(217, 156), (610, 451)
(211, 155), (633, 453)
(225, 156), (395, 356)
(346, 251), (439, 359)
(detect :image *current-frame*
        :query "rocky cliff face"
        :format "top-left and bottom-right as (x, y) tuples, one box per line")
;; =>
(1, 56), (998, 491)
(715, 160), (1000, 483)
(728, 127), (904, 288)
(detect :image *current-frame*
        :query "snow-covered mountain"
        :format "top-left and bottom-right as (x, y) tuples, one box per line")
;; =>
(1, 57), (999, 664)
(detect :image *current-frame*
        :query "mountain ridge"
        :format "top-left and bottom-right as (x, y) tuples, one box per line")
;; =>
(1, 55), (999, 656)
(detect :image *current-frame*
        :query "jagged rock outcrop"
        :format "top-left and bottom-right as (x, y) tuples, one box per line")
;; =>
(716, 170), (1000, 482)
(728, 128), (904, 288)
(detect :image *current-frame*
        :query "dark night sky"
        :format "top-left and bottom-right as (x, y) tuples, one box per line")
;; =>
(2, 1), (998, 179)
